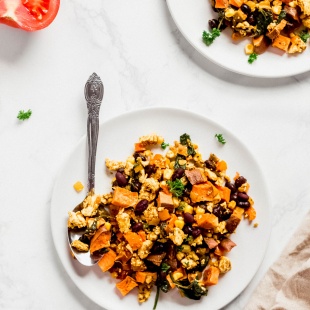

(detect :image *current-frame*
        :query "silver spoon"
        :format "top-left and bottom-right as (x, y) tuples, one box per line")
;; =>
(67, 73), (104, 266)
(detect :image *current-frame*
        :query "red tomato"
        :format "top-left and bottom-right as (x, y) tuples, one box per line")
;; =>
(0, 0), (60, 31)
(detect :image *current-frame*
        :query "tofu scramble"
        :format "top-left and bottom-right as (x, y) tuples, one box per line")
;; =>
(67, 133), (257, 307)
(206, 0), (310, 57)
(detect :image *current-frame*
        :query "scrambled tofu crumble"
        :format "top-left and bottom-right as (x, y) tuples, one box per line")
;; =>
(67, 133), (257, 307)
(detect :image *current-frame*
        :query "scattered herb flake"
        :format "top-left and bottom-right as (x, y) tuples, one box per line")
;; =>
(161, 141), (169, 150)
(277, 10), (286, 24)
(202, 28), (220, 46)
(161, 263), (171, 272)
(248, 53), (258, 64)
(17, 109), (32, 121)
(167, 178), (185, 197)
(215, 133), (226, 145)
(299, 30), (310, 43)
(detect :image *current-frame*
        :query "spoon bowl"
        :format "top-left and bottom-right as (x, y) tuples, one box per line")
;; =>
(67, 73), (104, 266)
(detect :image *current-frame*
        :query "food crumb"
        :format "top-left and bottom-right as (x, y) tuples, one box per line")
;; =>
(73, 181), (84, 192)
(253, 223), (259, 228)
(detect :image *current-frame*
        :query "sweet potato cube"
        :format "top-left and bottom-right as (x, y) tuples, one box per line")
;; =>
(150, 154), (167, 168)
(111, 187), (138, 208)
(216, 185), (231, 203)
(225, 207), (244, 233)
(124, 232), (143, 251)
(90, 226), (111, 254)
(195, 213), (219, 229)
(202, 266), (220, 286)
(158, 208), (171, 221)
(229, 0), (243, 7)
(215, 0), (229, 8)
(116, 276), (138, 296)
(245, 205), (256, 221)
(216, 160), (227, 172)
(157, 191), (174, 212)
(272, 35), (291, 52)
(98, 249), (117, 272)
(134, 143), (146, 152)
(190, 182), (219, 203)
(136, 271), (157, 283)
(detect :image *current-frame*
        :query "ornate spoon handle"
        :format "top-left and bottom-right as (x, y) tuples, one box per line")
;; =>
(84, 73), (104, 191)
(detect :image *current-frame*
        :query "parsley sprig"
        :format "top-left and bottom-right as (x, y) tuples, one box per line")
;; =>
(17, 109), (32, 121)
(167, 179), (184, 197)
(299, 30), (310, 43)
(248, 53), (258, 64)
(161, 141), (169, 150)
(215, 133), (226, 145)
(202, 28), (221, 46)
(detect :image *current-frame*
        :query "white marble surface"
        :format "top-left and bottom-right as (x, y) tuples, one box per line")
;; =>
(1, 1), (310, 309)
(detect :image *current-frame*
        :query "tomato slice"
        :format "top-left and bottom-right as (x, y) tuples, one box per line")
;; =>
(0, 0), (60, 31)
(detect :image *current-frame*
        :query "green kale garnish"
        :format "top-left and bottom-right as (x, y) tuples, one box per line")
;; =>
(299, 30), (310, 43)
(17, 109), (32, 121)
(180, 133), (196, 156)
(215, 133), (226, 144)
(277, 10), (286, 23)
(171, 277), (208, 300)
(256, 10), (273, 36)
(167, 179), (184, 197)
(174, 154), (187, 169)
(161, 141), (170, 150)
(202, 28), (221, 46)
(248, 52), (258, 64)
(161, 263), (171, 272)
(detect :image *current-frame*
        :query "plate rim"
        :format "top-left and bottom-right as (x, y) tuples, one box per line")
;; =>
(50, 106), (272, 310)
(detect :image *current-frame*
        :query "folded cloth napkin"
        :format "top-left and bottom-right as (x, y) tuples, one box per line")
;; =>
(245, 210), (310, 310)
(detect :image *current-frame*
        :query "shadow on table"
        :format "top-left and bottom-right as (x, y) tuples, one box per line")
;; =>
(164, 7), (310, 88)
(0, 26), (32, 62)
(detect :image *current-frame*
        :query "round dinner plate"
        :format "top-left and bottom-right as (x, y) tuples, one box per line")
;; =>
(166, 0), (310, 78)
(51, 107), (271, 310)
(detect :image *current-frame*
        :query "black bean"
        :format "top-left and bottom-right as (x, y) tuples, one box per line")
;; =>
(172, 168), (185, 181)
(152, 242), (165, 254)
(240, 3), (251, 14)
(230, 192), (238, 201)
(225, 181), (237, 193)
(247, 13), (256, 25)
(205, 159), (216, 171)
(131, 222), (143, 232)
(145, 164), (156, 176)
(192, 227), (202, 238)
(235, 176), (247, 188)
(208, 19), (219, 29)
(183, 225), (192, 235)
(133, 152), (146, 161)
(237, 192), (249, 201)
(213, 205), (232, 221)
(115, 171), (127, 187)
(135, 199), (149, 215)
(237, 201), (250, 208)
(131, 180), (141, 192)
(183, 212), (195, 224)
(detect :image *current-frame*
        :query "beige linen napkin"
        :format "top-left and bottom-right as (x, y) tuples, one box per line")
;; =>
(245, 210), (310, 310)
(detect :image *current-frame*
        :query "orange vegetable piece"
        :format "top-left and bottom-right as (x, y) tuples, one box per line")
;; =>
(160, 183), (170, 195)
(202, 266), (220, 286)
(135, 271), (157, 283)
(215, 0), (229, 8)
(165, 213), (177, 233)
(245, 205), (256, 221)
(190, 182), (219, 203)
(134, 143), (146, 152)
(158, 209), (171, 221)
(166, 274), (176, 289)
(138, 230), (146, 241)
(195, 213), (219, 230)
(116, 276), (138, 296)
(216, 185), (231, 203)
(111, 187), (138, 208)
(216, 160), (227, 172)
(150, 154), (167, 168)
(124, 232), (143, 251)
(272, 35), (291, 52)
(98, 249), (117, 272)
(229, 0), (244, 7)
(90, 226), (111, 254)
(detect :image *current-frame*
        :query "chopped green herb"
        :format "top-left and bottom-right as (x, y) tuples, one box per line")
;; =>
(248, 52), (258, 64)
(180, 133), (191, 145)
(174, 154), (187, 169)
(255, 10), (273, 36)
(202, 28), (220, 46)
(277, 10), (286, 24)
(161, 263), (171, 272)
(215, 133), (226, 145)
(299, 30), (310, 43)
(167, 179), (184, 197)
(161, 141), (170, 150)
(177, 245), (184, 252)
(17, 109), (32, 121)
(180, 133), (196, 156)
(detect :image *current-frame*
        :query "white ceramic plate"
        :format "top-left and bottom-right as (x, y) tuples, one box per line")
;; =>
(167, 0), (310, 78)
(51, 107), (271, 310)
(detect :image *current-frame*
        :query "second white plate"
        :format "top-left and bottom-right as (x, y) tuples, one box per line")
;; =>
(167, 0), (310, 78)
